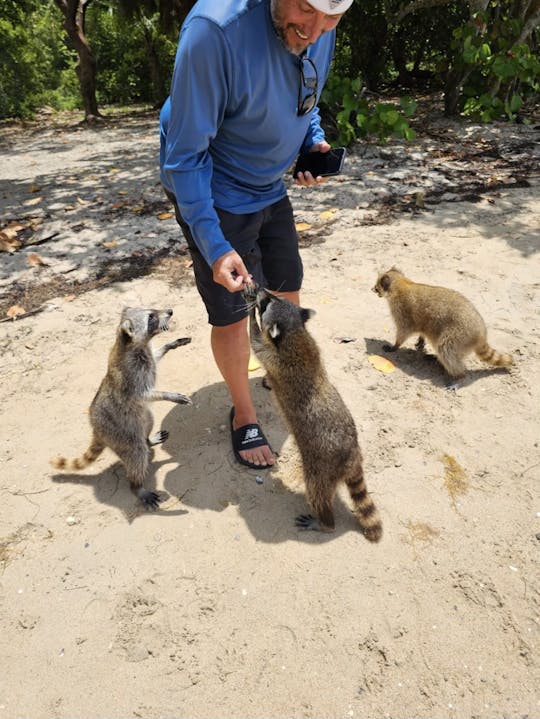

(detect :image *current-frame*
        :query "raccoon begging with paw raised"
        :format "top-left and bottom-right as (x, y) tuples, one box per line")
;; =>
(373, 267), (513, 386)
(51, 307), (191, 509)
(244, 284), (382, 542)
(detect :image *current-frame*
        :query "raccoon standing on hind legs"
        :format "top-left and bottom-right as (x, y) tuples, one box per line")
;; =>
(244, 284), (382, 543)
(51, 307), (192, 510)
(372, 267), (513, 387)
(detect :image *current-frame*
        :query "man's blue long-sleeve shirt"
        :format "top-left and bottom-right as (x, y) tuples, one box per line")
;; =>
(159, 0), (335, 267)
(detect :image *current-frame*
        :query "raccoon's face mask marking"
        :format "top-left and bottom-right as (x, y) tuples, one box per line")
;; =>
(120, 307), (173, 341)
(258, 293), (274, 322)
(373, 273), (394, 296)
(373, 267), (403, 296)
(254, 288), (315, 344)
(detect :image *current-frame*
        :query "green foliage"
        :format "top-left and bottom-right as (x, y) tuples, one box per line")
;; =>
(321, 73), (417, 146)
(1, 0), (535, 127)
(0, 0), (178, 120)
(85, 4), (176, 105)
(333, 1), (390, 89)
(333, 0), (468, 91)
(87, 5), (145, 104)
(37, 68), (82, 112)
(0, 0), (79, 119)
(451, 4), (539, 121)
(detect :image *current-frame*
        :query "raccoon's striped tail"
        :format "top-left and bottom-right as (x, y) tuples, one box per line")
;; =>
(50, 436), (105, 471)
(345, 462), (383, 543)
(475, 341), (513, 368)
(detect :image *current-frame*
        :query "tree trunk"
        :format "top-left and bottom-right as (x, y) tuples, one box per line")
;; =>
(443, 0), (491, 115)
(517, 3), (540, 44)
(139, 11), (168, 108)
(444, 67), (474, 115)
(53, 0), (102, 122)
(158, 0), (197, 36)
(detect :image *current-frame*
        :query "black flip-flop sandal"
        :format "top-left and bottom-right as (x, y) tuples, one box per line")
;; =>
(229, 407), (273, 470)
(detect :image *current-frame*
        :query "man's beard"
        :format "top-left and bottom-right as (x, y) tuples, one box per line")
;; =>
(270, 0), (307, 55)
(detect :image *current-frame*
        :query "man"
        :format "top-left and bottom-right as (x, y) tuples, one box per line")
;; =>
(160, 0), (353, 469)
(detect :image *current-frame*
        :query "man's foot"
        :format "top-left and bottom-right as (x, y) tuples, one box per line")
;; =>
(229, 407), (275, 469)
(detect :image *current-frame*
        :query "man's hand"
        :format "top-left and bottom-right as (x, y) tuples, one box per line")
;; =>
(212, 250), (251, 292)
(294, 140), (332, 187)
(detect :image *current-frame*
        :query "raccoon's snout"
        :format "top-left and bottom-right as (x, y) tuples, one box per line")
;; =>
(243, 282), (258, 302)
(159, 309), (173, 332)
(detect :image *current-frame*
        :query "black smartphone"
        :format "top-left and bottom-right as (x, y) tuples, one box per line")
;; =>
(293, 147), (346, 178)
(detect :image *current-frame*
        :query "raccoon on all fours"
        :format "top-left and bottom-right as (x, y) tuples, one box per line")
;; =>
(51, 307), (191, 509)
(372, 267), (513, 383)
(244, 284), (382, 543)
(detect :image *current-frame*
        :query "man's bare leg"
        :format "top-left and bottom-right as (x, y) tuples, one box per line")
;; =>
(211, 318), (275, 467)
(212, 291), (299, 467)
(274, 290), (299, 304)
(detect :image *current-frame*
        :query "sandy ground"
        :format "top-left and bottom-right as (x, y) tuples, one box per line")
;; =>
(0, 108), (539, 718)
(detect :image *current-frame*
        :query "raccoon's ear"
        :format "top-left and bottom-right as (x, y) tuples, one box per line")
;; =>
(380, 274), (392, 291)
(121, 319), (134, 337)
(301, 308), (316, 323)
(269, 323), (281, 339)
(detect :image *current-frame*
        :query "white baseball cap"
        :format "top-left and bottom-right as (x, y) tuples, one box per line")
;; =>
(306, 0), (354, 14)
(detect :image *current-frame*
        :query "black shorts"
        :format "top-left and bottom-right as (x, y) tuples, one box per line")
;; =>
(166, 191), (303, 326)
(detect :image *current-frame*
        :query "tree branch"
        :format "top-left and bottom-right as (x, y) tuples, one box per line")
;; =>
(517, 8), (540, 44)
(387, 0), (454, 24)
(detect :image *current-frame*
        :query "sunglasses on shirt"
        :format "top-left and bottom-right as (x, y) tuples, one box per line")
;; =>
(297, 55), (318, 116)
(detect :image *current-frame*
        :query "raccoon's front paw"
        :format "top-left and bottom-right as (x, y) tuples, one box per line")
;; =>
(138, 488), (163, 511)
(382, 343), (397, 353)
(171, 393), (191, 404)
(148, 430), (168, 446)
(169, 337), (191, 349)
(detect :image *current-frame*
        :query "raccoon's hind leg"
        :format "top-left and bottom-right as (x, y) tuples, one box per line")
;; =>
(115, 440), (161, 510)
(437, 346), (467, 378)
(436, 335), (468, 389)
(126, 448), (161, 510)
(295, 481), (336, 533)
